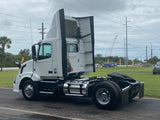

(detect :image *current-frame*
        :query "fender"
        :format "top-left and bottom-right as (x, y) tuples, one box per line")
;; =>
(17, 72), (41, 90)
(19, 72), (41, 82)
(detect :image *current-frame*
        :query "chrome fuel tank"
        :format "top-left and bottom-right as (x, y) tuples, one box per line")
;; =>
(63, 77), (90, 96)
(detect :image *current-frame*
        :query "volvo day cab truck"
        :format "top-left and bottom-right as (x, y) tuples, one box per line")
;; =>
(13, 9), (144, 109)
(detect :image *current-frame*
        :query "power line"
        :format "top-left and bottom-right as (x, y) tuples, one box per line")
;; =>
(0, 12), (25, 21)
(129, 22), (159, 41)
(67, 0), (124, 26)
(29, 18), (33, 45)
(0, 12), (43, 30)
(0, 28), (38, 33)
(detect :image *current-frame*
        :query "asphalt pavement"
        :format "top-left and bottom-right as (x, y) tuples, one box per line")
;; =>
(0, 88), (160, 120)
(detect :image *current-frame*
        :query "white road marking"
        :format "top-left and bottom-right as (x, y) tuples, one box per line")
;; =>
(0, 106), (84, 120)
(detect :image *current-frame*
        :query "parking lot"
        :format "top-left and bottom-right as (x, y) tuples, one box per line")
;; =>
(0, 88), (160, 120)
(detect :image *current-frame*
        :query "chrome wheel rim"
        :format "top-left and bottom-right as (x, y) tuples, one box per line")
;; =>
(24, 84), (34, 98)
(96, 88), (111, 105)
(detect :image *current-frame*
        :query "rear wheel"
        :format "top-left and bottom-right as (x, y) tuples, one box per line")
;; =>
(22, 80), (38, 100)
(92, 81), (120, 109)
(108, 81), (122, 105)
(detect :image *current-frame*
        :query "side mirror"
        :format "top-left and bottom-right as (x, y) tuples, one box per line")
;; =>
(15, 61), (20, 68)
(32, 45), (37, 61)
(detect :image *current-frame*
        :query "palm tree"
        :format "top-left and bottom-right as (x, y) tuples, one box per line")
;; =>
(0, 36), (12, 71)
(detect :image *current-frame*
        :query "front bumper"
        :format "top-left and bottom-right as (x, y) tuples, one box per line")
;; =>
(13, 76), (20, 92)
(13, 83), (20, 92)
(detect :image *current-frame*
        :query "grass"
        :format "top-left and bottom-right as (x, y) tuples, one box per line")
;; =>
(0, 67), (160, 98)
(0, 71), (18, 88)
(85, 67), (160, 98)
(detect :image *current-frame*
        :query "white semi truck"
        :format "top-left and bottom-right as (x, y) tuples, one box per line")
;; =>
(13, 9), (144, 109)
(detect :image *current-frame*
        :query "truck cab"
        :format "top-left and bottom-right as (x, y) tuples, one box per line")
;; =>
(32, 9), (95, 80)
(13, 9), (144, 110)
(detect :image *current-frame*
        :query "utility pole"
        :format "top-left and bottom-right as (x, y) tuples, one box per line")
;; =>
(0, 51), (4, 71)
(146, 46), (148, 67)
(159, 49), (160, 59)
(151, 48), (153, 58)
(125, 17), (128, 67)
(0, 51), (2, 71)
(124, 38), (126, 65)
(0, 57), (2, 71)
(150, 41), (152, 58)
(38, 22), (46, 40)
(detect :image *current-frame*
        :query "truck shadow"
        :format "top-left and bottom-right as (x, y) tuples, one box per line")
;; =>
(17, 94), (159, 112)
(37, 95), (159, 111)
(38, 95), (93, 106)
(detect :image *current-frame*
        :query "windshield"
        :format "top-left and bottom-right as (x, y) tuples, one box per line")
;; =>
(156, 62), (160, 66)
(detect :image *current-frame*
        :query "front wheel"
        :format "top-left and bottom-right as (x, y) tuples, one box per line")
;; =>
(92, 81), (120, 109)
(22, 80), (38, 100)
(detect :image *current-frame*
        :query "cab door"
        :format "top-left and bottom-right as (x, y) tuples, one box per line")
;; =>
(35, 43), (54, 79)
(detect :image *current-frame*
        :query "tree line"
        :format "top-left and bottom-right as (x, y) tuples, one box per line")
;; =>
(0, 36), (159, 70)
(95, 54), (160, 65)
(0, 36), (31, 70)
(1, 49), (31, 67)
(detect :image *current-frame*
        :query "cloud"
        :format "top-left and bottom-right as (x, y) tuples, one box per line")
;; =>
(0, 19), (12, 29)
(48, 0), (127, 16)
(0, 0), (159, 60)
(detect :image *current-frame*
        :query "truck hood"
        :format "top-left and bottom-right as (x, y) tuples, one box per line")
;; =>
(21, 59), (33, 66)
(20, 59), (33, 74)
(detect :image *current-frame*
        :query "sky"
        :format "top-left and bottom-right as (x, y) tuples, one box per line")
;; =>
(0, 0), (160, 61)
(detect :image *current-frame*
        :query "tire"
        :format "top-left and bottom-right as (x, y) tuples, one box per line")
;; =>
(22, 80), (38, 100)
(92, 81), (120, 110)
(108, 80), (122, 105)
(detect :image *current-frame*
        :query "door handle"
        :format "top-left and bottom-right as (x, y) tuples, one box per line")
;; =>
(48, 71), (53, 74)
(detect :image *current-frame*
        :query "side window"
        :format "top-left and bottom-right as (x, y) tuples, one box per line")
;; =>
(38, 44), (51, 60)
(67, 44), (78, 52)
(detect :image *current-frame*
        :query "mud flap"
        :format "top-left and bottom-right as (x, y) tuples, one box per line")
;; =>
(139, 82), (144, 98)
(121, 82), (144, 107)
(121, 86), (131, 107)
